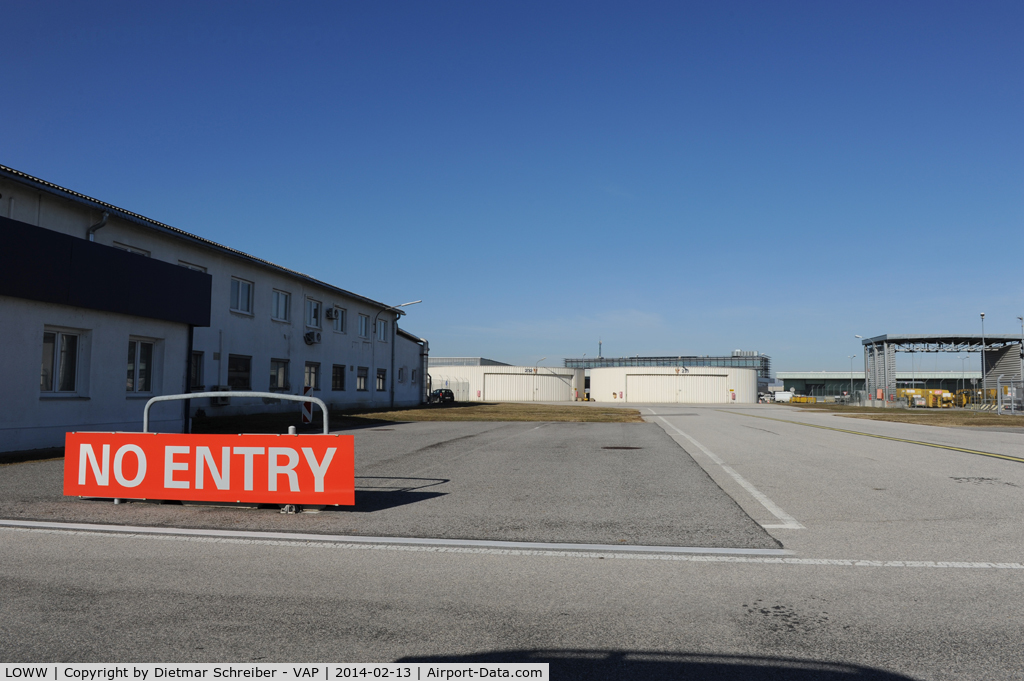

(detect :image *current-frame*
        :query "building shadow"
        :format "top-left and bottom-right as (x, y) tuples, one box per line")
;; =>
(398, 650), (916, 680)
(321, 476), (449, 513)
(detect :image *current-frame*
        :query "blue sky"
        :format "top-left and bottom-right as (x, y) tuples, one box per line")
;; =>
(4, 1), (1021, 373)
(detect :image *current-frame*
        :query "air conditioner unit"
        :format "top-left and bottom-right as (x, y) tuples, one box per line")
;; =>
(211, 386), (231, 406)
(325, 308), (338, 320)
(304, 331), (322, 345)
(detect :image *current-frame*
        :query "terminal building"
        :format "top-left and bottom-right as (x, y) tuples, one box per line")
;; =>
(1, 164), (428, 453)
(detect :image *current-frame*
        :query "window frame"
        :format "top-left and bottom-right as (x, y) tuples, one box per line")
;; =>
(230, 277), (254, 315)
(271, 289), (291, 322)
(356, 366), (368, 392)
(269, 359), (289, 391)
(113, 242), (151, 257)
(332, 307), (347, 333)
(41, 330), (80, 394)
(376, 368), (387, 392)
(190, 351), (204, 391)
(398, 367), (405, 383)
(377, 319), (388, 342)
(178, 260), (206, 273)
(332, 364), (346, 391)
(304, 362), (321, 391)
(358, 314), (369, 338)
(126, 338), (155, 393)
(306, 298), (322, 329)
(227, 354), (252, 390)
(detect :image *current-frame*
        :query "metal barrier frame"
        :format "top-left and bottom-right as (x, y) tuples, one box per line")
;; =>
(144, 391), (330, 435)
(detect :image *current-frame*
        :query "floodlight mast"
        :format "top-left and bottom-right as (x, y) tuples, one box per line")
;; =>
(981, 314), (987, 403)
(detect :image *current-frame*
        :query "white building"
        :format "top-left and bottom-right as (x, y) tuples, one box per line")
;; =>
(1, 165), (427, 453)
(428, 360), (585, 402)
(589, 366), (758, 404)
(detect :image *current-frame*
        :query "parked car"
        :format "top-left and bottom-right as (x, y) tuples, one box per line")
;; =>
(428, 389), (455, 404)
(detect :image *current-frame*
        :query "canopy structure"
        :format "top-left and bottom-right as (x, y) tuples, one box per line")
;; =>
(861, 334), (1023, 401)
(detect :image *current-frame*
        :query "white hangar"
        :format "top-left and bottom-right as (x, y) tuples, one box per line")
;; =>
(1, 164), (428, 453)
(589, 366), (758, 404)
(428, 359), (585, 402)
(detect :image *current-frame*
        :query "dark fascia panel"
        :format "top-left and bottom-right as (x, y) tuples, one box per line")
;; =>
(0, 216), (211, 327)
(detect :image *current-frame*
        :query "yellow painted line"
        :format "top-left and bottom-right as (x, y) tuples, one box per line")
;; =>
(718, 411), (1024, 464)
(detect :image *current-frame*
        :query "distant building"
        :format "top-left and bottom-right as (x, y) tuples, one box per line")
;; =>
(564, 350), (771, 378)
(777, 371), (983, 395)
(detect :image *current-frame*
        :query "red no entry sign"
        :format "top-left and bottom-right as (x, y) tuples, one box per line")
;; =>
(64, 432), (354, 505)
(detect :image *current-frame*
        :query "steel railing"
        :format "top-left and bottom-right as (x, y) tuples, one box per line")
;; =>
(144, 391), (330, 434)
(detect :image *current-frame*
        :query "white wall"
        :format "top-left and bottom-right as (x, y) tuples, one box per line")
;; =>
(426, 366), (585, 402)
(1, 176), (425, 419)
(589, 366), (758, 404)
(0, 295), (189, 452)
(393, 333), (427, 408)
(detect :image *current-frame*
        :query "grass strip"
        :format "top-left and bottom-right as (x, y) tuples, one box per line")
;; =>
(788, 403), (1024, 428)
(191, 401), (643, 434)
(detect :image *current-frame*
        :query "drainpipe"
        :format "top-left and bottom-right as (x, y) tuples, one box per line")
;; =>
(86, 211), (110, 242)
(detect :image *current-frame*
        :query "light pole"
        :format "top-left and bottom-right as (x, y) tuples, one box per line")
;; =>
(957, 355), (968, 394)
(854, 335), (865, 399)
(848, 355), (856, 400)
(980, 313), (987, 404)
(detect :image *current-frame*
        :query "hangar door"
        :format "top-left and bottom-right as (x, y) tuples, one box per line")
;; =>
(483, 373), (573, 402)
(625, 374), (729, 403)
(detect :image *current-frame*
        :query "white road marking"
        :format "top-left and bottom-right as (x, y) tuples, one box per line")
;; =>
(0, 519), (789, 556)
(4, 524), (1021, 569)
(651, 411), (805, 530)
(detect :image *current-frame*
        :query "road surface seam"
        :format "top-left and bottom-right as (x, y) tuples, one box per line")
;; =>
(5, 525), (1021, 569)
(0, 519), (789, 556)
(651, 412), (805, 530)
(718, 411), (1024, 464)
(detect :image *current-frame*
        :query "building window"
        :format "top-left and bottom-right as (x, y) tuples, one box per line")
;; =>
(227, 355), (251, 390)
(358, 314), (369, 338)
(126, 339), (154, 392)
(412, 369), (418, 384)
(332, 365), (345, 391)
(306, 298), (322, 328)
(270, 359), (289, 391)
(377, 319), (388, 342)
(230, 277), (253, 314)
(331, 307), (346, 333)
(113, 242), (151, 257)
(376, 368), (387, 392)
(178, 260), (206, 273)
(41, 331), (78, 392)
(190, 352), (204, 390)
(305, 362), (320, 390)
(271, 290), (290, 321)
(357, 367), (368, 391)
(398, 367), (405, 383)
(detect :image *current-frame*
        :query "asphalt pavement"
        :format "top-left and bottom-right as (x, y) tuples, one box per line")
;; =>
(3, 404), (1023, 680)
